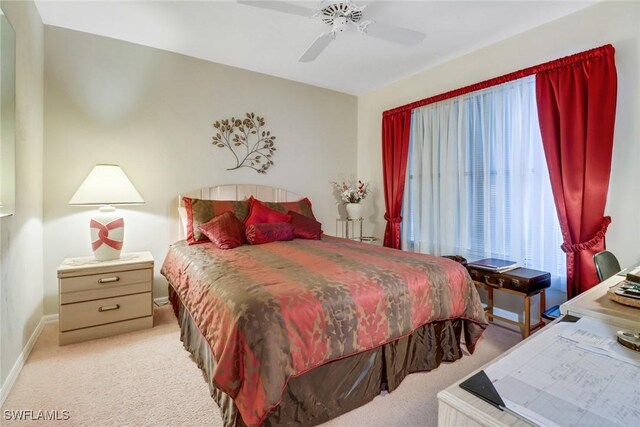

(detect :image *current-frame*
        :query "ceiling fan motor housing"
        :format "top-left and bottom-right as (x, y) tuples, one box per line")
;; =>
(321, 1), (363, 33)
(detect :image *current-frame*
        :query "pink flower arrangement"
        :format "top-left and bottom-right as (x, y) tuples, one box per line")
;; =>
(331, 179), (370, 203)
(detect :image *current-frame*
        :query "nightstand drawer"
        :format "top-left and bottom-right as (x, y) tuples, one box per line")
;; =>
(60, 268), (151, 294)
(59, 292), (152, 332)
(60, 281), (151, 305)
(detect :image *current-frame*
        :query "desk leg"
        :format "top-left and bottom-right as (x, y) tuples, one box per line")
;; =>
(540, 289), (546, 320)
(524, 295), (531, 338)
(487, 287), (494, 323)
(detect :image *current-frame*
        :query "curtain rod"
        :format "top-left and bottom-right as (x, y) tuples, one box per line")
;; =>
(383, 44), (615, 117)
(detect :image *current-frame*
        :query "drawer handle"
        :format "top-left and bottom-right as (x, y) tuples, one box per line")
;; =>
(98, 276), (120, 284)
(98, 304), (120, 312)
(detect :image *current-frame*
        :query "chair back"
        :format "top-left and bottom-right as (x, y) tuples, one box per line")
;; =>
(593, 250), (621, 282)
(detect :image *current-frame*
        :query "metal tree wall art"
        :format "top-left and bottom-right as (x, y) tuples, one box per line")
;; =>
(212, 113), (276, 173)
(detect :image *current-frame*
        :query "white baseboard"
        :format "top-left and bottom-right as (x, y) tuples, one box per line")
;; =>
(0, 314), (57, 406)
(154, 296), (169, 306)
(492, 306), (520, 322)
(43, 314), (59, 324)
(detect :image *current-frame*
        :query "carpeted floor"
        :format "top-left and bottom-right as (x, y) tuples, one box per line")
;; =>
(2, 306), (520, 426)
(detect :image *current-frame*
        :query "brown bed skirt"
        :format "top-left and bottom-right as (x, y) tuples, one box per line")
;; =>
(169, 286), (467, 426)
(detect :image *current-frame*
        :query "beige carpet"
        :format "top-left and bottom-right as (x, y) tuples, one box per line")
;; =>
(2, 306), (520, 426)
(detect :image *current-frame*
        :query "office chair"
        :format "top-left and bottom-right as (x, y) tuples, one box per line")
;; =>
(542, 250), (621, 321)
(593, 250), (621, 282)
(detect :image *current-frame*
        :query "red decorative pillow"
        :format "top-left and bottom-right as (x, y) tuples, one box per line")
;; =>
(198, 211), (246, 249)
(261, 198), (316, 220)
(183, 197), (250, 244)
(246, 222), (294, 245)
(288, 211), (322, 240)
(244, 196), (291, 226)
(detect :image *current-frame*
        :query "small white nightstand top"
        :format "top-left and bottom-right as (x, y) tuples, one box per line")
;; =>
(58, 251), (154, 276)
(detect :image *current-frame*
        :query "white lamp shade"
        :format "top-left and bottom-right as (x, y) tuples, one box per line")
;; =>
(69, 164), (144, 206)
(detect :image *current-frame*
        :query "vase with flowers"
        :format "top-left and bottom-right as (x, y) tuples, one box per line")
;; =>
(331, 179), (370, 219)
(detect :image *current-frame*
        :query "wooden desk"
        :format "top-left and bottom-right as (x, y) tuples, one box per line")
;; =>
(438, 277), (640, 426)
(437, 325), (553, 426)
(560, 274), (640, 331)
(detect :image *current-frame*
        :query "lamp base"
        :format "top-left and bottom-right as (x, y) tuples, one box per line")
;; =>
(90, 206), (124, 261)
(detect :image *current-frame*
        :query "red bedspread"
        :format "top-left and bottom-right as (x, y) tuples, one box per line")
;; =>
(161, 236), (487, 425)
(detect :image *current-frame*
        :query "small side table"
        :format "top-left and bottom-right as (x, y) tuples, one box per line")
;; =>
(359, 236), (381, 245)
(336, 218), (363, 240)
(473, 281), (546, 338)
(467, 265), (550, 338)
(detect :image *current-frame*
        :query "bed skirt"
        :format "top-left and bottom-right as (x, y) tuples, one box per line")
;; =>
(169, 286), (467, 426)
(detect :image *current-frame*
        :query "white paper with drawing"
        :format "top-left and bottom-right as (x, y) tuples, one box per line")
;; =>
(485, 317), (640, 427)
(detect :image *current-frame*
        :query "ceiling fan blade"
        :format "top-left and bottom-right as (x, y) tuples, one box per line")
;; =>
(298, 32), (334, 62)
(237, 1), (315, 18)
(363, 21), (425, 46)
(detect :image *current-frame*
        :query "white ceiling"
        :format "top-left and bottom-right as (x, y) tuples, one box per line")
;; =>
(35, 0), (597, 95)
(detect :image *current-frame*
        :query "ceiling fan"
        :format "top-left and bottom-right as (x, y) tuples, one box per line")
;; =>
(237, 0), (426, 62)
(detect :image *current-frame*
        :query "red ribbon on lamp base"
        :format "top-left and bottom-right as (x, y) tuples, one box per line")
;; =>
(90, 206), (124, 261)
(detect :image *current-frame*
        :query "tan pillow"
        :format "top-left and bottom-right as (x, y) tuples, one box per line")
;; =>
(183, 197), (250, 244)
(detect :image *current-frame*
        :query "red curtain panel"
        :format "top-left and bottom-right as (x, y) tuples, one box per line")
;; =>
(536, 45), (617, 298)
(381, 110), (412, 249)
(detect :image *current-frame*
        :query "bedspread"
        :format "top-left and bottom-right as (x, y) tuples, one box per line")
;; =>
(161, 236), (487, 426)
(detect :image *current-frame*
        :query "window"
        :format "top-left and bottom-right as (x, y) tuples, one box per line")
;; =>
(401, 76), (566, 290)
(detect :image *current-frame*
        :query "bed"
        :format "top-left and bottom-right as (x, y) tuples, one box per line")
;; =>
(161, 184), (487, 426)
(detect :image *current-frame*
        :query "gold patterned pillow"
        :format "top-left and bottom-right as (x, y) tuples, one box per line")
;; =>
(183, 197), (250, 244)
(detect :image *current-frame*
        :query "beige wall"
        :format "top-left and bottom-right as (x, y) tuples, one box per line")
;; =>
(43, 26), (357, 314)
(357, 1), (640, 272)
(0, 0), (44, 387)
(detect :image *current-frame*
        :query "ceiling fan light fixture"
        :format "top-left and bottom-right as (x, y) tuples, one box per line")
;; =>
(332, 16), (350, 33)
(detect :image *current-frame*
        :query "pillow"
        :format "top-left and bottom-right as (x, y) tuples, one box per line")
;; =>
(288, 210), (322, 240)
(198, 211), (246, 249)
(244, 196), (291, 226)
(183, 197), (250, 244)
(178, 207), (189, 238)
(260, 197), (316, 220)
(246, 222), (294, 245)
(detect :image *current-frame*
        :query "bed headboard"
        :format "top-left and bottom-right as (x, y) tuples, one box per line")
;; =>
(174, 184), (304, 241)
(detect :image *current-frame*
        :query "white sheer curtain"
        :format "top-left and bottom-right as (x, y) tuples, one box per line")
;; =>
(401, 76), (566, 291)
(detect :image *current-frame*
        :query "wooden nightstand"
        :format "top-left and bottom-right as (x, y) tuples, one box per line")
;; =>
(57, 251), (154, 345)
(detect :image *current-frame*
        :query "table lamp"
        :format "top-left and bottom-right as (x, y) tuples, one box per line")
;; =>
(69, 164), (144, 261)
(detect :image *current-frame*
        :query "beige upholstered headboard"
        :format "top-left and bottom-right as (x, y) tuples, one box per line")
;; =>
(174, 184), (304, 241)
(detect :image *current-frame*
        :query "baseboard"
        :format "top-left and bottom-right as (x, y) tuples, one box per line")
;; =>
(0, 314), (57, 406)
(492, 307), (519, 322)
(43, 314), (59, 324)
(154, 296), (169, 306)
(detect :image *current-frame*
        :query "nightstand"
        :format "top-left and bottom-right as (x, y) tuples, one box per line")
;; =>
(57, 251), (154, 345)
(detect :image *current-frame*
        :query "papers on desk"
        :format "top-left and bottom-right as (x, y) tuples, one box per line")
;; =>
(484, 317), (640, 427)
